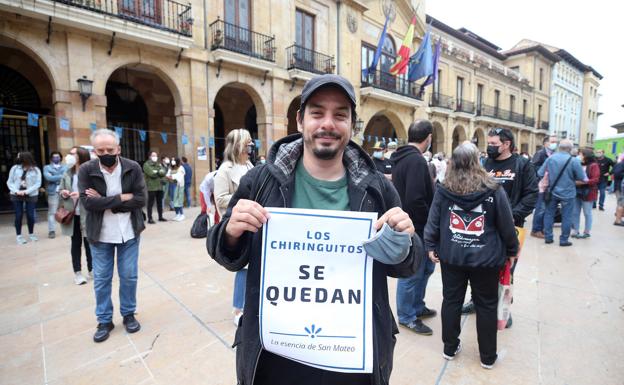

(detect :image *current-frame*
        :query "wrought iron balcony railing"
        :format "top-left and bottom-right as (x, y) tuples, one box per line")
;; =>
(210, 19), (275, 62)
(455, 99), (475, 114)
(361, 70), (423, 100)
(286, 45), (334, 74)
(53, 0), (193, 36)
(524, 116), (535, 127)
(429, 93), (453, 109)
(540, 121), (550, 130)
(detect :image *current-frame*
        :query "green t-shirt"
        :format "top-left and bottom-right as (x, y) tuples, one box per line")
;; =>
(292, 160), (349, 210)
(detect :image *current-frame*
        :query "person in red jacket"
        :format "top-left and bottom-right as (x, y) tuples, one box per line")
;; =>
(572, 148), (600, 238)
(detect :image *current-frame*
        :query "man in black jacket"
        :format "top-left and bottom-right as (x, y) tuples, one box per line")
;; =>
(531, 135), (558, 237)
(595, 149), (614, 210)
(206, 74), (421, 385)
(79, 129), (146, 343)
(390, 120), (436, 335)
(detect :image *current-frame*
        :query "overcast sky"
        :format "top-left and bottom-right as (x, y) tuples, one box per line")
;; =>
(426, 0), (623, 138)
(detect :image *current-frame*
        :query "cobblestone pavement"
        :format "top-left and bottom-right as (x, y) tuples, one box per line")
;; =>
(1, 197), (623, 385)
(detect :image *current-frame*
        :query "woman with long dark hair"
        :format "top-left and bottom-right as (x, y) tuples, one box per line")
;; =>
(572, 148), (600, 238)
(59, 147), (93, 285)
(424, 142), (518, 369)
(7, 151), (42, 244)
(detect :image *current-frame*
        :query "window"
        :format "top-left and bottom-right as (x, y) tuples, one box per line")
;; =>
(434, 69), (441, 95)
(539, 68), (544, 90)
(588, 109), (592, 119)
(494, 90), (500, 110)
(538, 104), (543, 126)
(295, 9), (315, 51)
(509, 95), (516, 114)
(225, 0), (250, 28)
(522, 99), (527, 117)
(476, 84), (484, 111)
(456, 77), (464, 102)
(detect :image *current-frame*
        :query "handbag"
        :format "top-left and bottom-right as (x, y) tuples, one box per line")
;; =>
(54, 206), (75, 225)
(544, 156), (572, 203)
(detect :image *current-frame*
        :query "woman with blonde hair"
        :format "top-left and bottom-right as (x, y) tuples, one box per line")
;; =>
(424, 142), (518, 369)
(214, 128), (254, 326)
(59, 146), (93, 285)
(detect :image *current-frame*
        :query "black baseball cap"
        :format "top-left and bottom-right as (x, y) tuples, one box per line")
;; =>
(301, 74), (356, 108)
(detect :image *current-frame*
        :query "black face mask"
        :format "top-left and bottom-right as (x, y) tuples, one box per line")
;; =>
(487, 145), (501, 159)
(247, 144), (256, 165)
(98, 154), (117, 168)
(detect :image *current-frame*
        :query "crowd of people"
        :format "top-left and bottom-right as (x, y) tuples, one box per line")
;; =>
(5, 73), (624, 384)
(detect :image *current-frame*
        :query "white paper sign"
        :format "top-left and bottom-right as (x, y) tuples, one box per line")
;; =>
(259, 208), (376, 373)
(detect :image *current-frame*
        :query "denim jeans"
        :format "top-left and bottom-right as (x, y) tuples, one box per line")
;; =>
(233, 268), (247, 310)
(47, 193), (59, 232)
(573, 198), (594, 234)
(90, 237), (140, 324)
(184, 185), (191, 208)
(598, 181), (607, 208)
(543, 196), (574, 243)
(531, 192), (546, 233)
(396, 255), (435, 324)
(168, 182), (176, 209)
(174, 207), (184, 215)
(12, 199), (37, 235)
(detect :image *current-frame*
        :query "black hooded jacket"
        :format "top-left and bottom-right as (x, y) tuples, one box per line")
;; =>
(390, 145), (434, 235)
(206, 134), (423, 385)
(424, 185), (519, 267)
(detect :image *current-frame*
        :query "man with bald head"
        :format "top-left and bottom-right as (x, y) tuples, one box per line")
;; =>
(537, 139), (587, 247)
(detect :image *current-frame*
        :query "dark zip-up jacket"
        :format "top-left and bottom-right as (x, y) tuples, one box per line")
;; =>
(424, 185), (519, 267)
(78, 157), (146, 243)
(484, 154), (538, 227)
(206, 134), (423, 385)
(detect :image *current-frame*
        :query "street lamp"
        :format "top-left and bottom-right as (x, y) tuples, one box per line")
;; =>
(354, 119), (364, 136)
(77, 76), (93, 111)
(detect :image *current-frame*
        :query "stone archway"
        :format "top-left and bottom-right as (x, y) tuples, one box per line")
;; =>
(431, 121), (445, 155)
(452, 124), (466, 150)
(360, 110), (406, 154)
(286, 96), (301, 136)
(472, 127), (486, 151)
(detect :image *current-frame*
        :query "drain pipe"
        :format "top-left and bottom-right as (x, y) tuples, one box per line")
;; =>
(203, 0), (214, 170)
(336, 0), (341, 75)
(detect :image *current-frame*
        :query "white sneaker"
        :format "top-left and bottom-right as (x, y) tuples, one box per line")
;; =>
(442, 343), (462, 361)
(29, 234), (38, 242)
(74, 272), (87, 285)
(177, 214), (185, 221)
(16, 235), (27, 245)
(481, 360), (495, 369)
(173, 214), (180, 221)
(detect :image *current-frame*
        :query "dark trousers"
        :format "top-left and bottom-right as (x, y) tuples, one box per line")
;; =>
(147, 190), (164, 220)
(441, 262), (499, 365)
(71, 215), (93, 272)
(12, 199), (36, 235)
(598, 180), (607, 208)
(253, 351), (372, 385)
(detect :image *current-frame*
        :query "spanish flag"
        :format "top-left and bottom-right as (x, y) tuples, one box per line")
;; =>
(389, 16), (417, 76)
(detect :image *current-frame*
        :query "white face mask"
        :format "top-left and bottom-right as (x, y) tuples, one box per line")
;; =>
(151, 156), (158, 162)
(373, 151), (383, 159)
(164, 158), (170, 165)
(171, 161), (177, 166)
(424, 156), (431, 162)
(65, 154), (77, 168)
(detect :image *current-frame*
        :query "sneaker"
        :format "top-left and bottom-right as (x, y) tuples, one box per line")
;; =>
(233, 312), (243, 327)
(614, 222), (624, 227)
(29, 234), (38, 242)
(74, 272), (87, 285)
(530, 231), (545, 239)
(443, 343), (462, 360)
(158, 217), (167, 222)
(419, 307), (437, 318)
(481, 361), (496, 370)
(545, 239), (554, 244)
(178, 214), (185, 221)
(599, 207), (605, 211)
(148, 218), (156, 224)
(122, 314), (141, 334)
(48, 231), (55, 239)
(461, 301), (475, 315)
(16, 235), (27, 245)
(93, 322), (114, 343)
(505, 314), (513, 329)
(571, 233), (582, 239)
(581, 233), (591, 238)
(172, 214), (179, 221)
(559, 241), (573, 247)
(400, 319), (433, 335)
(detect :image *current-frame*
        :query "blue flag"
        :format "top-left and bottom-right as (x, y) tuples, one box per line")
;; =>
(114, 126), (123, 140)
(208, 137), (215, 148)
(254, 139), (261, 149)
(90, 123), (97, 132)
(28, 113), (39, 127)
(363, 14), (390, 78)
(161, 132), (168, 144)
(408, 28), (433, 82)
(181, 134), (189, 145)
(139, 130), (146, 142)
(422, 39), (442, 87)
(60, 118), (70, 131)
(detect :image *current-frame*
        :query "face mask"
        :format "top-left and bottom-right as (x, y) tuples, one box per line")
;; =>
(247, 144), (255, 155)
(164, 158), (170, 165)
(51, 156), (61, 164)
(151, 156), (158, 162)
(171, 160), (177, 166)
(259, 159), (266, 164)
(548, 143), (557, 151)
(487, 145), (501, 159)
(65, 154), (77, 168)
(373, 151), (383, 159)
(362, 223), (412, 265)
(424, 155), (431, 162)
(98, 154), (117, 168)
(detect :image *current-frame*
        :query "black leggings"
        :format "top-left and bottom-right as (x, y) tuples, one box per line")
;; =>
(12, 199), (36, 235)
(71, 215), (92, 273)
(147, 190), (164, 220)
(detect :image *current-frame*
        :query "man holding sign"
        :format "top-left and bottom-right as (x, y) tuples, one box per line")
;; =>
(207, 74), (422, 385)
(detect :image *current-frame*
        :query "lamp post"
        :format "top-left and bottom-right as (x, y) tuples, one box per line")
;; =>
(354, 118), (364, 136)
(77, 76), (93, 111)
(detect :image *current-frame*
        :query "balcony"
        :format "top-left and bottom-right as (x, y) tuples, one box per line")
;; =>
(286, 45), (334, 75)
(540, 121), (550, 131)
(524, 116), (535, 127)
(361, 70), (423, 102)
(1, 0), (193, 48)
(430, 93), (453, 109)
(479, 104), (508, 120)
(210, 19), (275, 62)
(455, 99), (475, 114)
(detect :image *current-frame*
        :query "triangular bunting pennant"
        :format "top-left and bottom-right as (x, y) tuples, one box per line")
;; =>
(27, 113), (39, 127)
(139, 130), (146, 142)
(161, 132), (168, 144)
(208, 137), (215, 148)
(59, 118), (70, 131)
(90, 123), (97, 132)
(114, 126), (123, 140)
(181, 134), (189, 145)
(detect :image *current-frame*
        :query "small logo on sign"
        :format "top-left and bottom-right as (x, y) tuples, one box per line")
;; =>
(305, 324), (322, 338)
